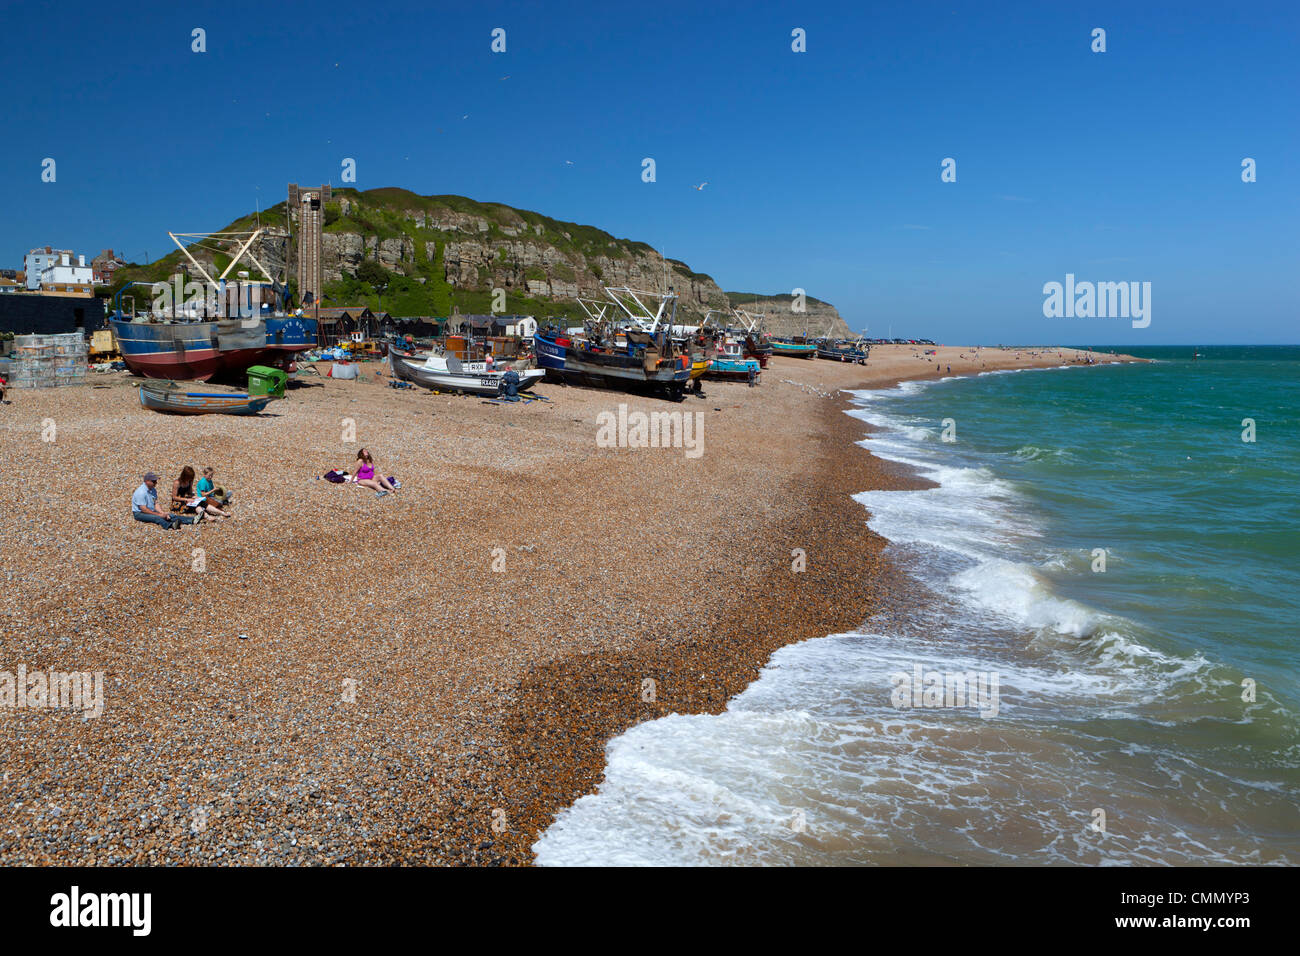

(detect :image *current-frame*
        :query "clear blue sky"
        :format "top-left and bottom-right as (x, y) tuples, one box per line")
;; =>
(3, 0), (1296, 344)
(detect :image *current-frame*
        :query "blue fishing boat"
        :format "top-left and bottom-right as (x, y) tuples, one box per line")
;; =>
(109, 231), (316, 381)
(535, 331), (691, 399)
(706, 339), (761, 380)
(769, 338), (818, 359)
(537, 286), (693, 399)
(112, 314), (316, 382)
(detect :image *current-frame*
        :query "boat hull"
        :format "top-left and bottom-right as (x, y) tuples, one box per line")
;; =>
(534, 333), (690, 398)
(706, 357), (761, 380)
(769, 343), (818, 359)
(388, 352), (544, 395)
(112, 317), (316, 382)
(139, 383), (275, 415)
(816, 348), (869, 364)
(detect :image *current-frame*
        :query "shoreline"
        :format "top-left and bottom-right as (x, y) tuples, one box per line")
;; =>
(0, 344), (1141, 865)
(493, 345), (1144, 864)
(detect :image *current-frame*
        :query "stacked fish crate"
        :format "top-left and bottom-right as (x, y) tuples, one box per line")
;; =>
(11, 333), (88, 388)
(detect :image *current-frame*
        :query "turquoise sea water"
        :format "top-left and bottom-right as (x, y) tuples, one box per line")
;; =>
(536, 347), (1299, 865)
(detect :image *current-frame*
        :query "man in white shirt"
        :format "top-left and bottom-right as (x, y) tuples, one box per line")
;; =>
(132, 472), (181, 529)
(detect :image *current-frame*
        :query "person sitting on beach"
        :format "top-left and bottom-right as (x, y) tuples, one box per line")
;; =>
(132, 472), (182, 530)
(353, 448), (397, 497)
(172, 465), (228, 523)
(197, 466), (233, 509)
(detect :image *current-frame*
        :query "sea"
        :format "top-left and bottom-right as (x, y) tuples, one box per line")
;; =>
(534, 346), (1300, 866)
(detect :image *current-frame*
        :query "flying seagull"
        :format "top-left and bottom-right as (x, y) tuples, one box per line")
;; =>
(693, 182), (709, 190)
(500, 75), (511, 80)
(564, 160), (575, 165)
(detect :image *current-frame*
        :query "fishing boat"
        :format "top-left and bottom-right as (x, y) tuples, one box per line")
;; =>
(113, 313), (315, 381)
(388, 350), (544, 396)
(706, 339), (761, 380)
(816, 341), (870, 363)
(769, 338), (818, 359)
(138, 380), (276, 415)
(725, 307), (772, 367)
(535, 330), (692, 398)
(109, 227), (316, 382)
(535, 287), (693, 399)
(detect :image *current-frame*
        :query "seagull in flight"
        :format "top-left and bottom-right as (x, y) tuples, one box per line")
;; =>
(693, 182), (709, 191)
(564, 160), (575, 166)
(500, 75), (511, 80)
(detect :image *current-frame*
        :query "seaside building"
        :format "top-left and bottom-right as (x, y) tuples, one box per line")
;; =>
(288, 183), (331, 307)
(0, 270), (22, 294)
(314, 305), (390, 347)
(453, 314), (516, 337)
(91, 248), (127, 285)
(24, 247), (71, 290)
(39, 253), (95, 296)
(377, 315), (443, 341)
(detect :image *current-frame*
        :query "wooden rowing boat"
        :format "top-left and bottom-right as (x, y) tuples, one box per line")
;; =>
(138, 380), (276, 415)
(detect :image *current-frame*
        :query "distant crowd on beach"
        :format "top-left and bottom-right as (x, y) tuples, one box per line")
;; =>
(897, 345), (1103, 377)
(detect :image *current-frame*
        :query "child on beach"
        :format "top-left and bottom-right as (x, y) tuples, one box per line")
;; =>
(196, 466), (232, 508)
(172, 465), (231, 523)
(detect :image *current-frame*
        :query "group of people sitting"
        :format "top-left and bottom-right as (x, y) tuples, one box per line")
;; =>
(131, 465), (233, 530)
(320, 448), (400, 497)
(132, 449), (397, 531)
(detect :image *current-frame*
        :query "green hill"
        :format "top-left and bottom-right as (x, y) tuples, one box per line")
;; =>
(104, 188), (843, 331)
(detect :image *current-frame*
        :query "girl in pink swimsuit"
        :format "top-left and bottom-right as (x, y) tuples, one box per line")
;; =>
(353, 448), (397, 496)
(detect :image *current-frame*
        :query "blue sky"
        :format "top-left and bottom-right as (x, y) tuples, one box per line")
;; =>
(3, 0), (1296, 344)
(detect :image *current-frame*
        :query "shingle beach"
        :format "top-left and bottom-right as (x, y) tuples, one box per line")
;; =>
(0, 345), (1135, 864)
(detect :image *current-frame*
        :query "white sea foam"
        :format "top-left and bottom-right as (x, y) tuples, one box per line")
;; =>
(534, 630), (1253, 866)
(534, 372), (1277, 867)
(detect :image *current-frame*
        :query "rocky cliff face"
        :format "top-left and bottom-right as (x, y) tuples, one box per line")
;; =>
(725, 293), (853, 339)
(304, 193), (734, 320)
(170, 188), (848, 331)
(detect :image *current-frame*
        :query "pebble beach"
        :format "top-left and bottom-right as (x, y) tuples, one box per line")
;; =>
(0, 344), (1133, 865)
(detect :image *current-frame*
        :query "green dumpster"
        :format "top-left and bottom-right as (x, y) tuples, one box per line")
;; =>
(247, 365), (288, 398)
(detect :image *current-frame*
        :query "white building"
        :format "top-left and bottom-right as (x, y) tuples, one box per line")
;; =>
(506, 316), (537, 338)
(24, 247), (71, 289)
(40, 253), (94, 294)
